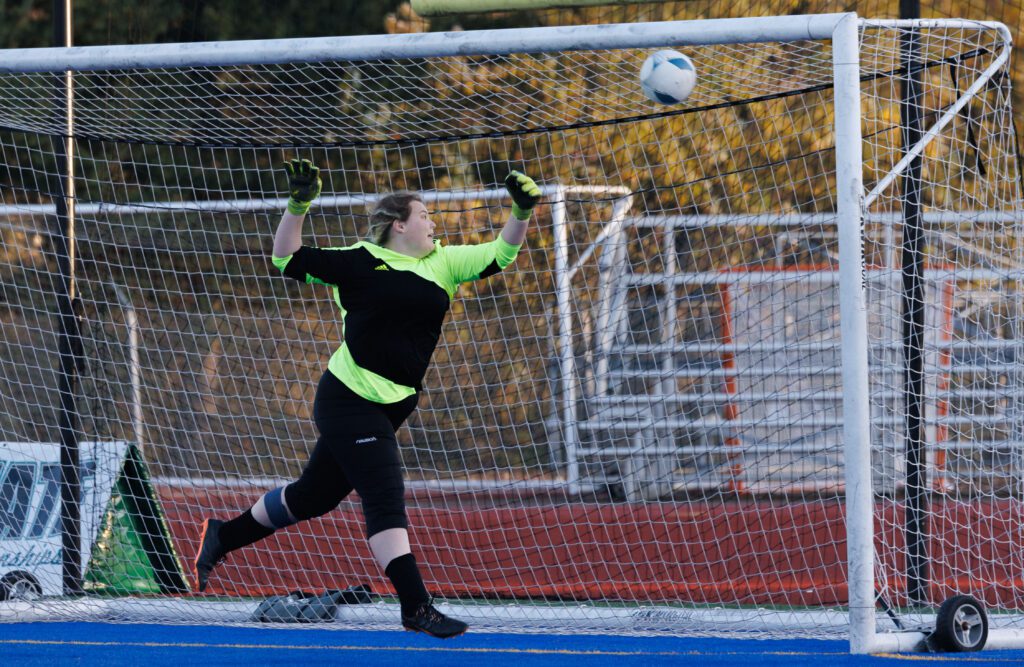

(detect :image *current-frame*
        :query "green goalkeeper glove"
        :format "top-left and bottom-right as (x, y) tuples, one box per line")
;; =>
(284, 158), (322, 215)
(504, 170), (542, 221)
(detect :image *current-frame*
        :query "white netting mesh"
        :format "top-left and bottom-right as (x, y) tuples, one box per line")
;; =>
(0, 17), (1020, 640)
(860, 21), (1024, 621)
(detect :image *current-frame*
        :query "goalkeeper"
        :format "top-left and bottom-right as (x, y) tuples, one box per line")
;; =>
(194, 158), (542, 639)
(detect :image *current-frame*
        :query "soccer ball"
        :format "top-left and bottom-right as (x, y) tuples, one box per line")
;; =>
(640, 50), (696, 105)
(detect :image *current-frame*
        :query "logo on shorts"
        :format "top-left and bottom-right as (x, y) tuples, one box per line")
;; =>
(374, 263), (390, 271)
(354, 436), (378, 444)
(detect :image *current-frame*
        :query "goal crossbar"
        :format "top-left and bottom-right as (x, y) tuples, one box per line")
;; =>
(0, 15), (853, 72)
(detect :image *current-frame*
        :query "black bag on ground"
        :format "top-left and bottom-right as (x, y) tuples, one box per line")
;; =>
(252, 584), (375, 623)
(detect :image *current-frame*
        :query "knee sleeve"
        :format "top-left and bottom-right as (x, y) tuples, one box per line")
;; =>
(251, 486), (298, 530)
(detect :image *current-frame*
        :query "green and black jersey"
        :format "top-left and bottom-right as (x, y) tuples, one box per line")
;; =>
(273, 237), (521, 404)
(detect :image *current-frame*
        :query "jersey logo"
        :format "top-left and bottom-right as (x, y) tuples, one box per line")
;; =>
(355, 436), (378, 444)
(374, 263), (390, 271)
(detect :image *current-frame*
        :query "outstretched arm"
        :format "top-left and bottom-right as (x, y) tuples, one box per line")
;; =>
(273, 158), (322, 258)
(441, 171), (542, 286)
(274, 210), (306, 258)
(500, 170), (542, 246)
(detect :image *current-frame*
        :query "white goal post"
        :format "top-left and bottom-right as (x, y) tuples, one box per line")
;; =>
(0, 13), (1021, 655)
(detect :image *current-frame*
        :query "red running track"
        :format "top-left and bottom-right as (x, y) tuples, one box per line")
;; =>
(160, 486), (1024, 608)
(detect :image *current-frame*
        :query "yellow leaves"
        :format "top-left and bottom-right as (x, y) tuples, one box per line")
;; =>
(385, 2), (429, 35)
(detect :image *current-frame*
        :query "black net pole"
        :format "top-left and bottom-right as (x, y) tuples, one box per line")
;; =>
(53, 0), (82, 596)
(899, 0), (929, 608)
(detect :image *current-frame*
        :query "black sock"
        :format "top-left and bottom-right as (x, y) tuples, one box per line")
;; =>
(385, 553), (430, 616)
(217, 509), (276, 554)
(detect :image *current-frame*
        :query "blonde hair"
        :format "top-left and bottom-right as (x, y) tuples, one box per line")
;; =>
(366, 192), (423, 245)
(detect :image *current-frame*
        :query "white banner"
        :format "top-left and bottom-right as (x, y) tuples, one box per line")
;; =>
(0, 441), (129, 597)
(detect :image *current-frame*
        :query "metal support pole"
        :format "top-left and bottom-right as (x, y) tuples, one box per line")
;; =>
(54, 0), (81, 596)
(833, 13), (874, 654)
(113, 284), (143, 453)
(899, 0), (929, 609)
(552, 187), (579, 494)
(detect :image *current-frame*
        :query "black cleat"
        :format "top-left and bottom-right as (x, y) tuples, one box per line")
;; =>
(193, 518), (226, 593)
(402, 600), (468, 639)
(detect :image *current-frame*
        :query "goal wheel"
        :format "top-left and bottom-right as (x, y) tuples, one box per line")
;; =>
(930, 595), (988, 652)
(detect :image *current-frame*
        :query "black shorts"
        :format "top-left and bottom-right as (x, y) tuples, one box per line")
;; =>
(285, 371), (418, 538)
(312, 370), (418, 431)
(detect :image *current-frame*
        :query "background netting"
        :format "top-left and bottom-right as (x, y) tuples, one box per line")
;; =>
(0, 17), (1021, 637)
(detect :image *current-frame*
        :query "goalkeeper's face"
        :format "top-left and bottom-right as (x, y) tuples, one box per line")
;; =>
(395, 199), (436, 257)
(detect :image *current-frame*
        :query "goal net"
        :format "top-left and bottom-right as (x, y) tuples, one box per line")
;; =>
(0, 14), (1020, 651)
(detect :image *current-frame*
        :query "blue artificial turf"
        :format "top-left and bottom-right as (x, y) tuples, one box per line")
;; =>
(2, 622), (1023, 666)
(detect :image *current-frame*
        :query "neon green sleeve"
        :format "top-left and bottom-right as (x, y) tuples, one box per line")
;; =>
(442, 237), (522, 285)
(494, 237), (521, 267)
(271, 255), (292, 272)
